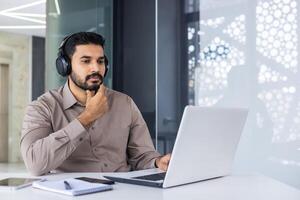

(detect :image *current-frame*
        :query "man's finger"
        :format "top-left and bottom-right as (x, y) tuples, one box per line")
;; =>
(163, 165), (168, 171)
(95, 84), (106, 97)
(86, 90), (92, 102)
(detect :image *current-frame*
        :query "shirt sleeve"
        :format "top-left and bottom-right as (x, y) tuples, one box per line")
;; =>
(20, 101), (88, 176)
(126, 97), (161, 170)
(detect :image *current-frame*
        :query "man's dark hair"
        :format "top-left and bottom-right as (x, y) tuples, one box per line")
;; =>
(63, 32), (105, 60)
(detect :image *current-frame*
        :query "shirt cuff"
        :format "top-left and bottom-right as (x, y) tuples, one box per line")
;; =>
(64, 118), (88, 147)
(151, 157), (158, 168)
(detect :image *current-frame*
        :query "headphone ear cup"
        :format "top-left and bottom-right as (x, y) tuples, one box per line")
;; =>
(56, 55), (71, 76)
(104, 55), (109, 77)
(104, 65), (108, 77)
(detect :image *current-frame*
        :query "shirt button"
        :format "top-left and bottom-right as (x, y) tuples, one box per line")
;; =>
(104, 163), (108, 167)
(79, 137), (83, 141)
(91, 126), (95, 130)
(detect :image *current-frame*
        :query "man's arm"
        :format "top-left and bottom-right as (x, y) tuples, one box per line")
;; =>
(126, 97), (161, 170)
(21, 86), (108, 176)
(20, 102), (88, 176)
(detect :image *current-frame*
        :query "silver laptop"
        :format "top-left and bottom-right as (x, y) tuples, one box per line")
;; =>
(104, 106), (248, 188)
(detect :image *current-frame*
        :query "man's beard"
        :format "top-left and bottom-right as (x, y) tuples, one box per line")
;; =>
(70, 71), (103, 91)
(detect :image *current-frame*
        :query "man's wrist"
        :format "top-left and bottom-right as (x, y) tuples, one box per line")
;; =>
(77, 111), (94, 129)
(155, 156), (161, 168)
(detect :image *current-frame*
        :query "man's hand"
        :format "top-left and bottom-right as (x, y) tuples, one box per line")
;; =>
(155, 153), (171, 171)
(78, 85), (108, 128)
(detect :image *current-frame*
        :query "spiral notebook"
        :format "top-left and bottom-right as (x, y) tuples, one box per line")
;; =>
(32, 178), (112, 196)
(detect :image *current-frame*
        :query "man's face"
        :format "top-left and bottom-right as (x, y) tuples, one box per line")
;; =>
(70, 44), (106, 91)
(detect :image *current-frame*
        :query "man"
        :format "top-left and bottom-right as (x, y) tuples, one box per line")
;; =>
(20, 32), (170, 176)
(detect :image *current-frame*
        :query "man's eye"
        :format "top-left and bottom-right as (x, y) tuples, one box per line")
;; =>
(98, 60), (105, 64)
(82, 60), (90, 64)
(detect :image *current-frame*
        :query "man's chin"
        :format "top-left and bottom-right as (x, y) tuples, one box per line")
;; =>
(86, 84), (100, 91)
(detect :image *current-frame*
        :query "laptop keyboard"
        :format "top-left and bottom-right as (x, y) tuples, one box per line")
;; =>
(133, 172), (166, 181)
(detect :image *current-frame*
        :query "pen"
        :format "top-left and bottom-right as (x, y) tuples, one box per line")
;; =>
(63, 181), (72, 190)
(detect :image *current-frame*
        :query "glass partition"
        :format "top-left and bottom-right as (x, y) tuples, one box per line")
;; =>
(46, 0), (113, 90)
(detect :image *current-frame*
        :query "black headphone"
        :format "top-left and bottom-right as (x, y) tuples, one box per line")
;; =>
(55, 33), (109, 77)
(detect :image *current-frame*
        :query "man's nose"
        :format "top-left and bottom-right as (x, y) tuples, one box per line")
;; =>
(90, 61), (100, 72)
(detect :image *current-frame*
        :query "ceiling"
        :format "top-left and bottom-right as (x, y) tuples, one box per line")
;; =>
(0, 0), (46, 37)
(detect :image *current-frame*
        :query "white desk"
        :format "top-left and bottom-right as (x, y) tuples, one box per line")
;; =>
(0, 170), (300, 200)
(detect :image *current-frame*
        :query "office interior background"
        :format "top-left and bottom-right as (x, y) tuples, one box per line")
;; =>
(0, 0), (299, 189)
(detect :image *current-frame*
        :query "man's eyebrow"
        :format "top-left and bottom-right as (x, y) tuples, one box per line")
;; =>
(80, 56), (91, 59)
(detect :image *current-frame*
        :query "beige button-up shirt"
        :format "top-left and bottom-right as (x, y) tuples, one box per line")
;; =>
(20, 81), (160, 175)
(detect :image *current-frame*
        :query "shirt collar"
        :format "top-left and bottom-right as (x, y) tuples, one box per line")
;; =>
(62, 80), (78, 110)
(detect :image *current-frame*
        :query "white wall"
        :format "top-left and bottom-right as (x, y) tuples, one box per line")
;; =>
(0, 31), (31, 163)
